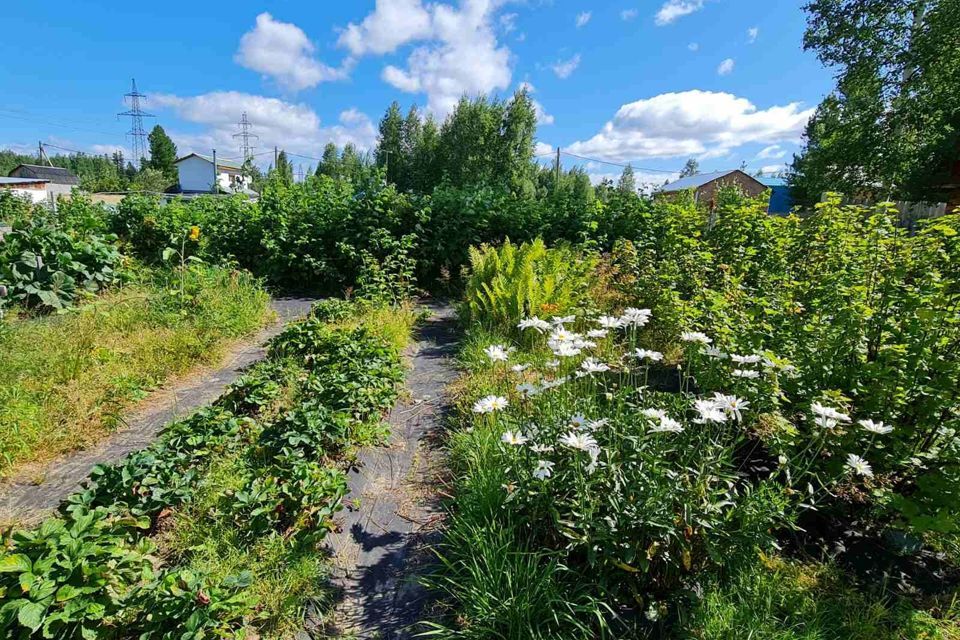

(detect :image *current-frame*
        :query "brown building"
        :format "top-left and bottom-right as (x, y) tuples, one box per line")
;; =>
(656, 169), (768, 205)
(9, 164), (80, 198)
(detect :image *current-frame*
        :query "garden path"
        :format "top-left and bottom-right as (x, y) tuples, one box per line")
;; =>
(0, 297), (315, 526)
(321, 301), (458, 639)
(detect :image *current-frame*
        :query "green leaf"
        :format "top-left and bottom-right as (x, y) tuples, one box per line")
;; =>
(161, 247), (176, 262)
(0, 554), (32, 573)
(55, 585), (81, 602)
(17, 601), (46, 632)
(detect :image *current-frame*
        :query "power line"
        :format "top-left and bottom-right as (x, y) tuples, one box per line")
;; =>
(0, 109), (119, 137)
(559, 150), (679, 174)
(232, 112), (258, 162)
(117, 78), (155, 168)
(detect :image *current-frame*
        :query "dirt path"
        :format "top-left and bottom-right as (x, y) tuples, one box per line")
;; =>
(0, 297), (315, 527)
(322, 302), (458, 639)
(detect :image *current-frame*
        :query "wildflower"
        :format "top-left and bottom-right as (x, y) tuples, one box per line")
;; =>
(811, 402), (851, 423)
(845, 453), (874, 478)
(472, 395), (508, 414)
(640, 408), (668, 420)
(859, 419), (893, 435)
(731, 354), (762, 365)
(574, 338), (597, 349)
(598, 315), (625, 329)
(484, 344), (511, 362)
(621, 307), (652, 327)
(681, 331), (712, 344)
(712, 393), (749, 422)
(546, 359), (560, 369)
(585, 447), (601, 474)
(581, 358), (610, 374)
(703, 346), (727, 359)
(551, 315), (576, 326)
(533, 460), (555, 480)
(188, 225), (201, 241)
(732, 369), (760, 379)
(560, 431), (598, 452)
(814, 416), (839, 430)
(511, 364), (529, 373)
(585, 418), (609, 431)
(516, 383), (539, 398)
(693, 399), (727, 424)
(634, 348), (664, 362)
(530, 443), (555, 453)
(518, 316), (551, 333)
(552, 342), (582, 358)
(568, 414), (587, 429)
(587, 329), (608, 339)
(540, 376), (569, 391)
(501, 430), (529, 446)
(650, 416), (684, 433)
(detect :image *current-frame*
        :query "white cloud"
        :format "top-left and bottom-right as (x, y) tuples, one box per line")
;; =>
(236, 13), (350, 91)
(90, 144), (126, 155)
(534, 141), (554, 156)
(337, 0), (433, 56)
(576, 11), (591, 28)
(621, 9), (639, 21)
(760, 163), (788, 175)
(518, 82), (554, 125)
(353, 0), (512, 117)
(151, 91), (377, 163)
(551, 54), (581, 79)
(747, 26), (759, 43)
(500, 12), (518, 33)
(583, 163), (681, 191)
(756, 144), (786, 160)
(566, 90), (814, 163)
(717, 58), (735, 75)
(655, 0), (705, 26)
(688, 42), (699, 52)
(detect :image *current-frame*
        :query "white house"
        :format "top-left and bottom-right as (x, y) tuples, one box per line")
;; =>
(174, 153), (253, 194)
(8, 164), (79, 199)
(0, 176), (50, 204)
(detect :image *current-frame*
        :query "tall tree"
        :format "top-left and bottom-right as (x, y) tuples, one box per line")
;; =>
(411, 114), (440, 193)
(398, 105), (423, 192)
(275, 150), (294, 185)
(679, 158), (700, 178)
(500, 88), (538, 195)
(376, 102), (405, 187)
(792, 0), (960, 203)
(317, 143), (341, 179)
(147, 125), (178, 180)
(618, 165), (637, 194)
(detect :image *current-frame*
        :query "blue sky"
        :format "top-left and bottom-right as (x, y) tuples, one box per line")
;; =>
(0, 0), (834, 184)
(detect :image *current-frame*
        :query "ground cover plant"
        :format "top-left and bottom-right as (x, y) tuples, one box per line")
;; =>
(422, 196), (960, 638)
(0, 299), (416, 638)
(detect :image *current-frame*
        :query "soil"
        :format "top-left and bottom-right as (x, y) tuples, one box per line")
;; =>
(319, 301), (458, 640)
(0, 297), (315, 527)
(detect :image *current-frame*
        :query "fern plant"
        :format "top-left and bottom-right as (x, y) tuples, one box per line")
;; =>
(462, 238), (596, 334)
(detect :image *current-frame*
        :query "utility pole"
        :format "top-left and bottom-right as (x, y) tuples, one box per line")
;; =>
(555, 147), (561, 188)
(117, 78), (155, 169)
(212, 148), (218, 194)
(274, 146), (279, 168)
(38, 141), (52, 166)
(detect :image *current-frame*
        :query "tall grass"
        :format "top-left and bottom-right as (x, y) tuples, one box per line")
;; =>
(0, 266), (271, 476)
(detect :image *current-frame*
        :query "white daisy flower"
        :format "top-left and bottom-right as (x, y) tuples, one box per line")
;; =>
(516, 383), (539, 398)
(586, 329), (608, 339)
(597, 315), (625, 329)
(815, 415), (839, 430)
(711, 393), (749, 422)
(511, 363), (529, 373)
(634, 348), (664, 362)
(640, 408), (668, 420)
(681, 331), (712, 344)
(546, 359), (560, 369)
(731, 354), (763, 365)
(518, 316), (551, 333)
(703, 346), (727, 359)
(845, 453), (874, 478)
(560, 431), (598, 452)
(693, 399), (727, 424)
(732, 368), (760, 379)
(585, 418), (609, 431)
(551, 315), (576, 326)
(812, 402), (851, 423)
(501, 430), (529, 446)
(472, 395), (508, 414)
(581, 358), (611, 374)
(484, 344), (511, 362)
(650, 416), (684, 433)
(552, 342), (582, 358)
(533, 460), (555, 480)
(858, 419), (893, 435)
(621, 307), (652, 327)
(530, 443), (555, 453)
(568, 414), (587, 428)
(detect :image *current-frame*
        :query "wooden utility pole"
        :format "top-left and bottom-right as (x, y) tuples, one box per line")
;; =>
(555, 147), (561, 187)
(212, 148), (218, 194)
(274, 146), (279, 168)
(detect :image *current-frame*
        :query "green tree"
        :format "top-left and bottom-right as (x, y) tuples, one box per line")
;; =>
(130, 167), (169, 193)
(793, 0), (960, 203)
(274, 150), (294, 186)
(679, 158), (700, 178)
(147, 125), (178, 180)
(618, 165), (637, 194)
(411, 114), (440, 193)
(317, 143), (341, 179)
(376, 102), (405, 187)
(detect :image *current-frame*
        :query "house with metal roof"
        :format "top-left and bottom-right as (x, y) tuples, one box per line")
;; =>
(0, 176), (50, 204)
(9, 164), (80, 198)
(657, 169), (768, 204)
(757, 176), (794, 214)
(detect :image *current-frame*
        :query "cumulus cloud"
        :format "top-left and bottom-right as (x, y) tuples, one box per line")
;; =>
(756, 144), (787, 160)
(688, 42), (699, 52)
(747, 26), (759, 43)
(655, 0), (705, 26)
(717, 58), (735, 75)
(551, 54), (581, 79)
(534, 141), (554, 156)
(151, 91), (377, 162)
(236, 13), (350, 91)
(500, 12), (518, 33)
(760, 163), (788, 175)
(566, 90), (814, 163)
(582, 163), (681, 191)
(576, 11), (591, 28)
(343, 0), (512, 117)
(621, 9), (639, 21)
(518, 82), (554, 125)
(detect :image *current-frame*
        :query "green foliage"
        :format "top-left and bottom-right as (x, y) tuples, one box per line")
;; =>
(0, 212), (121, 311)
(146, 125), (178, 182)
(462, 238), (597, 334)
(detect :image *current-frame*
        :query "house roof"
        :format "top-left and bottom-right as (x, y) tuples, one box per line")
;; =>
(0, 176), (48, 185)
(9, 164), (80, 185)
(661, 170), (755, 192)
(758, 176), (787, 187)
(174, 153), (243, 171)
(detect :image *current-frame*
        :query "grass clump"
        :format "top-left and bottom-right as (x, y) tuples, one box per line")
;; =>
(0, 265), (271, 477)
